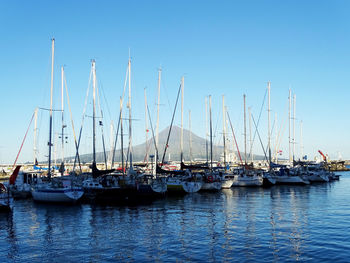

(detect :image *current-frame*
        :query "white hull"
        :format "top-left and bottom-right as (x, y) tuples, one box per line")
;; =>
(273, 175), (310, 185)
(201, 182), (222, 191)
(150, 178), (167, 193)
(232, 175), (263, 187)
(181, 181), (202, 193)
(167, 178), (202, 193)
(32, 187), (84, 203)
(221, 179), (234, 189)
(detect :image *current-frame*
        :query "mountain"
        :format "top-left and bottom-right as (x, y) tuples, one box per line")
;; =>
(73, 125), (265, 163)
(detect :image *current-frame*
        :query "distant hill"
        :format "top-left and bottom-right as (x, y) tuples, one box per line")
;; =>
(75, 125), (265, 163)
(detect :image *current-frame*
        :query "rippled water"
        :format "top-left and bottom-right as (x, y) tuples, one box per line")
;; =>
(1, 172), (350, 262)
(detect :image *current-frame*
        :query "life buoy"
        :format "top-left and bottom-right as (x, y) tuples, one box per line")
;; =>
(0, 183), (6, 192)
(207, 175), (213, 182)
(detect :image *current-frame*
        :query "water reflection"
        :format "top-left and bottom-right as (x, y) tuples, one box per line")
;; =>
(0, 211), (18, 261)
(0, 173), (349, 262)
(269, 186), (311, 261)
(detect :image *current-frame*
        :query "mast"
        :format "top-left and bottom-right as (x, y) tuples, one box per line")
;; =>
(209, 95), (213, 171)
(156, 68), (161, 162)
(288, 88), (292, 165)
(48, 38), (55, 179)
(293, 94), (296, 163)
(108, 121), (114, 167)
(64, 71), (82, 173)
(53, 134), (57, 169)
(120, 97), (124, 175)
(33, 107), (38, 165)
(205, 97), (209, 165)
(243, 94), (247, 165)
(160, 83), (182, 164)
(248, 107), (253, 163)
(92, 60), (97, 167)
(300, 120), (303, 160)
(180, 76), (184, 163)
(127, 57), (133, 169)
(94, 84), (108, 169)
(60, 66), (65, 175)
(144, 88), (149, 163)
(268, 81), (272, 170)
(222, 95), (226, 169)
(189, 110), (192, 164)
(273, 112), (277, 162)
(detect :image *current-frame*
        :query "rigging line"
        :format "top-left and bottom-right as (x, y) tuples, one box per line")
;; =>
(227, 111), (243, 165)
(111, 100), (122, 168)
(111, 64), (129, 168)
(264, 112), (276, 154)
(143, 140), (151, 163)
(121, 62), (129, 107)
(162, 79), (172, 117)
(249, 88), (267, 158)
(161, 82), (182, 165)
(213, 109), (220, 145)
(98, 81), (113, 122)
(147, 104), (159, 163)
(251, 114), (269, 163)
(13, 110), (36, 168)
(74, 66), (92, 168)
(108, 121), (115, 161)
(36, 108), (44, 159)
(273, 98), (289, 160)
(64, 73), (82, 173)
(96, 83), (108, 168)
(38, 107), (62, 112)
(275, 115), (288, 161)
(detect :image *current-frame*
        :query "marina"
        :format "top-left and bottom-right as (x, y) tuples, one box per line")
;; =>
(2, 1), (350, 262)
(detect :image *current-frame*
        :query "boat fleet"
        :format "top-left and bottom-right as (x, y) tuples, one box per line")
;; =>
(0, 39), (342, 211)
(0, 158), (340, 212)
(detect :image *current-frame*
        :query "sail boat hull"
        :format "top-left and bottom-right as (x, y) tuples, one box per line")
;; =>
(273, 175), (310, 185)
(167, 177), (202, 194)
(221, 178), (234, 189)
(262, 173), (276, 186)
(32, 186), (84, 203)
(150, 177), (167, 193)
(231, 175), (263, 187)
(201, 182), (222, 191)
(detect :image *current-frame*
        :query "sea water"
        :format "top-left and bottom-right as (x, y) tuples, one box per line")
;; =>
(1, 172), (350, 262)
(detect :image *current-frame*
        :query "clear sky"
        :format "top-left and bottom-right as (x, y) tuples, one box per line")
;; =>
(1, 0), (350, 164)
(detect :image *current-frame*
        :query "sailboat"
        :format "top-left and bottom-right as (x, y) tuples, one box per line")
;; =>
(271, 89), (309, 185)
(8, 109), (44, 198)
(140, 81), (167, 195)
(160, 77), (202, 194)
(120, 59), (168, 199)
(263, 82), (276, 186)
(231, 94), (263, 187)
(32, 39), (84, 203)
(200, 95), (229, 191)
(81, 59), (125, 203)
(220, 95), (234, 189)
(8, 166), (36, 199)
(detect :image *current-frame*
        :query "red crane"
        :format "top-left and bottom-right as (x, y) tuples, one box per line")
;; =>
(318, 150), (327, 162)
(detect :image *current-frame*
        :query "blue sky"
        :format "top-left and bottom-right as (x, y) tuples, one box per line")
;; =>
(1, 0), (349, 164)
